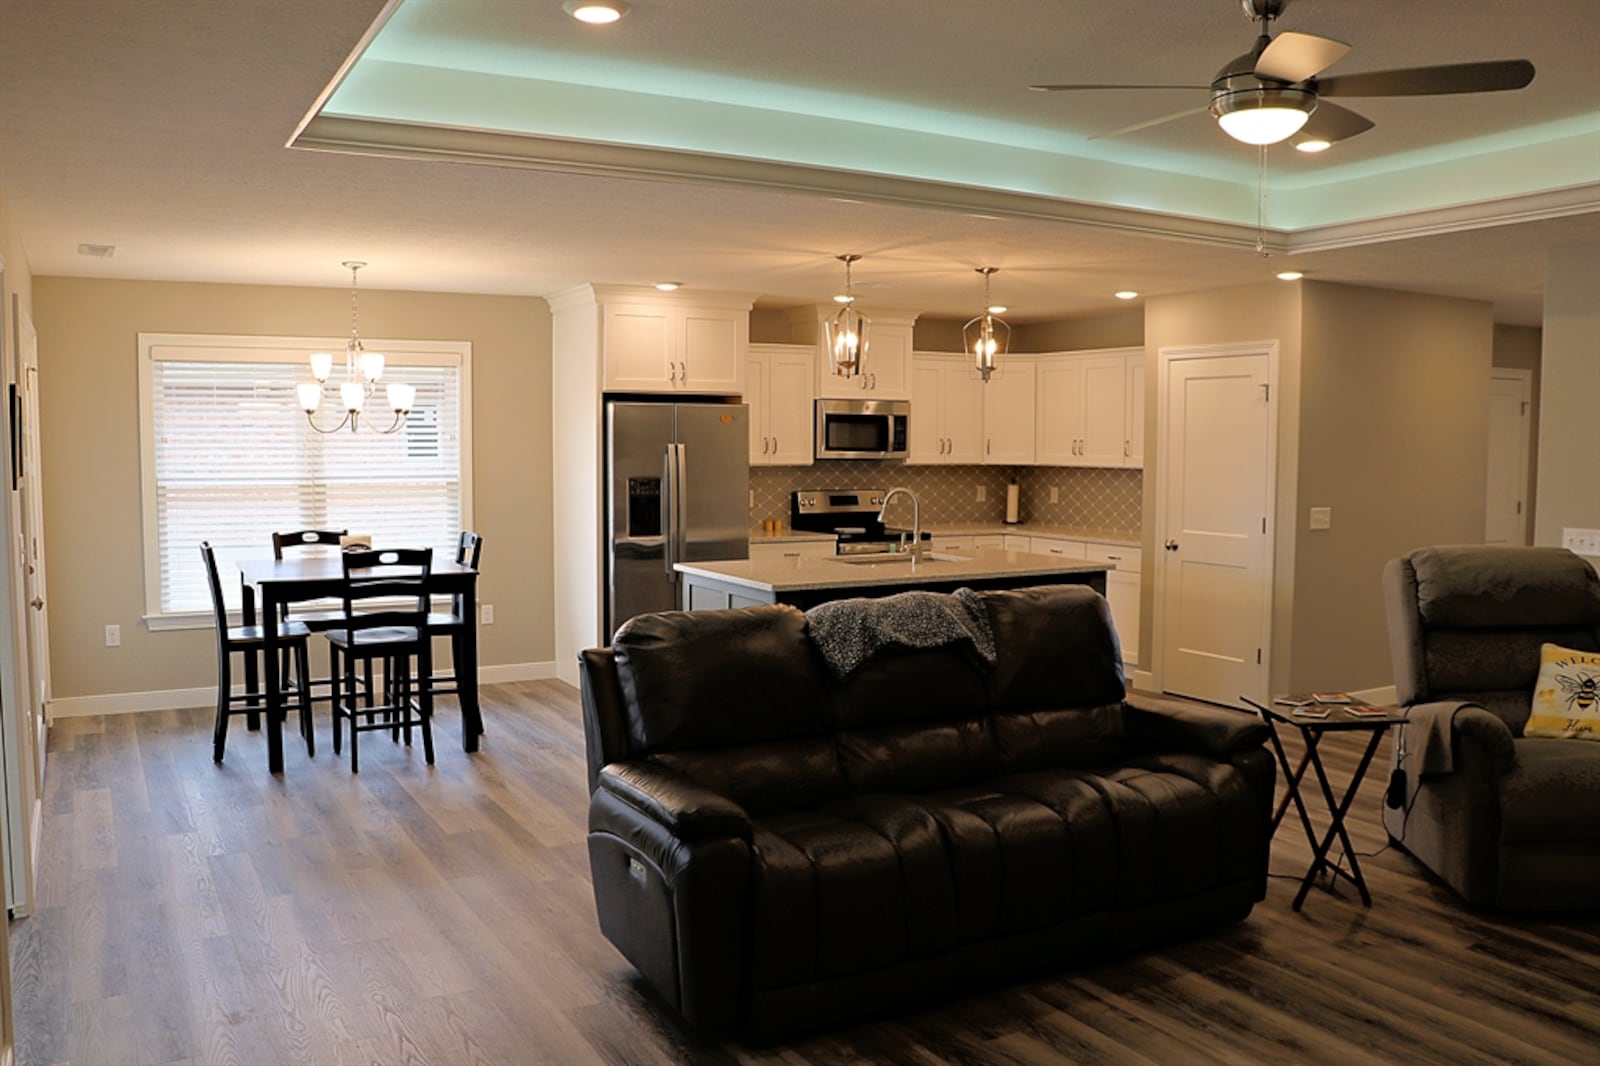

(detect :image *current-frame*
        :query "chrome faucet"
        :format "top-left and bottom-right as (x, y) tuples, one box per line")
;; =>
(878, 487), (923, 560)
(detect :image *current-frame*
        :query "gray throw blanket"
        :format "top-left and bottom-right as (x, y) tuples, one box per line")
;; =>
(805, 588), (996, 678)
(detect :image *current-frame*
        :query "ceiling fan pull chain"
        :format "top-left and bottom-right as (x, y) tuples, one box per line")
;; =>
(1255, 144), (1270, 258)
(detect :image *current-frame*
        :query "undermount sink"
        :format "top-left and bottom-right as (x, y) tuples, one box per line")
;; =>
(832, 552), (971, 566)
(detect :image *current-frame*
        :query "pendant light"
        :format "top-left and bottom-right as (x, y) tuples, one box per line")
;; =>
(963, 267), (1011, 383)
(824, 254), (869, 378)
(298, 261), (414, 434)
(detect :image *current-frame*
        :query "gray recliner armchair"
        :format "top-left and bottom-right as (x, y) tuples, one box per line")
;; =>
(1382, 545), (1600, 910)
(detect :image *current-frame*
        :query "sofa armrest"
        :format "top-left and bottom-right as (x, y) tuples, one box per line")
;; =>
(1402, 700), (1515, 778)
(596, 761), (754, 842)
(1122, 693), (1269, 758)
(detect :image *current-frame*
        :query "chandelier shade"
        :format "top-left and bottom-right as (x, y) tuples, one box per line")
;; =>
(300, 261), (412, 434)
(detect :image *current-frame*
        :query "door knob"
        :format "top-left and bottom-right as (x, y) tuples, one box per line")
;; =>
(1164, 540), (1179, 551)
(30, 596), (43, 609)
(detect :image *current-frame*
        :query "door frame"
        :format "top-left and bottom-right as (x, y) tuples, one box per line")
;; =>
(1487, 367), (1533, 546)
(1152, 340), (1280, 705)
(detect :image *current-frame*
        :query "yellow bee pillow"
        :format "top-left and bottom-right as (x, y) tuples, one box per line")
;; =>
(1526, 643), (1600, 740)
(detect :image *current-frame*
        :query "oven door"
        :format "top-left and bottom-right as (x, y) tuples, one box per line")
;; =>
(814, 399), (910, 459)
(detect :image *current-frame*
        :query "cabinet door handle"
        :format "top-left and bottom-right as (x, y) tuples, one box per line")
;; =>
(986, 439), (992, 455)
(1106, 554), (1121, 561)
(871, 373), (877, 389)
(772, 436), (778, 453)
(1123, 440), (1130, 457)
(762, 436), (769, 454)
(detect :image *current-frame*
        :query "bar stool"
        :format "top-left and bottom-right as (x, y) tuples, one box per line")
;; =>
(201, 541), (313, 764)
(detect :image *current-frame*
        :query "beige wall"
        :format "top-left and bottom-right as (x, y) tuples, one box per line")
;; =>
(33, 277), (552, 701)
(1293, 283), (1493, 692)
(1533, 242), (1600, 546)
(1493, 323), (1542, 544)
(1143, 282), (1303, 694)
(1014, 308), (1143, 352)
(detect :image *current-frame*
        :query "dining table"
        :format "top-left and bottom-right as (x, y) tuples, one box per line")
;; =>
(238, 555), (483, 773)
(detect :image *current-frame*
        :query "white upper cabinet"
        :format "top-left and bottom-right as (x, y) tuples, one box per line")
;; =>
(983, 360), (1036, 465)
(787, 306), (916, 400)
(598, 288), (754, 394)
(748, 344), (815, 466)
(1034, 347), (1143, 468)
(909, 353), (985, 465)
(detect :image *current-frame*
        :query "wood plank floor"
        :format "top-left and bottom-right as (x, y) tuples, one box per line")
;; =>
(11, 683), (1600, 1065)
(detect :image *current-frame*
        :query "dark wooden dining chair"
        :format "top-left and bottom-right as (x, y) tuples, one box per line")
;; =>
(427, 531), (483, 725)
(325, 548), (436, 773)
(201, 541), (314, 763)
(268, 527), (371, 711)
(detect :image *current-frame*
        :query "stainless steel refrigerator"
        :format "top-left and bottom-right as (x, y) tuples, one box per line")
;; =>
(605, 401), (750, 639)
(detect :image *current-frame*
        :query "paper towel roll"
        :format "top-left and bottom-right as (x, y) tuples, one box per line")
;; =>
(1004, 482), (1020, 524)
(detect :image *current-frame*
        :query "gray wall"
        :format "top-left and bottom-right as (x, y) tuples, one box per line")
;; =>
(1533, 242), (1600, 546)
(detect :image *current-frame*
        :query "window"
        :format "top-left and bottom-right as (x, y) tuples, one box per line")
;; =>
(138, 333), (472, 625)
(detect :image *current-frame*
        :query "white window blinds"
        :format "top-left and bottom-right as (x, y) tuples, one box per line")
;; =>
(141, 336), (470, 618)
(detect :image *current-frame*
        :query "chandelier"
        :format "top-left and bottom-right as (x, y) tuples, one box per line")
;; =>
(963, 267), (1011, 383)
(297, 261), (414, 434)
(824, 254), (869, 377)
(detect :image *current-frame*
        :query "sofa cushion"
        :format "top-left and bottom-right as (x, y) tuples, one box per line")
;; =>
(1423, 627), (1599, 699)
(1412, 546), (1600, 628)
(991, 704), (1126, 773)
(613, 605), (831, 754)
(836, 715), (1001, 795)
(1500, 739), (1600, 843)
(748, 797), (958, 990)
(981, 586), (1127, 713)
(827, 644), (991, 730)
(654, 739), (848, 818)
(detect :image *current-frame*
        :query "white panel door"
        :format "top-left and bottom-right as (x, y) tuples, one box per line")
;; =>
(1160, 351), (1273, 706)
(1485, 371), (1531, 545)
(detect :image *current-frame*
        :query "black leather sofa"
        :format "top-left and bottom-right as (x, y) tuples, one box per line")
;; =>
(579, 585), (1274, 1037)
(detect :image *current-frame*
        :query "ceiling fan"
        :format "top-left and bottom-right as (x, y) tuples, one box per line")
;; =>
(1030, 0), (1535, 149)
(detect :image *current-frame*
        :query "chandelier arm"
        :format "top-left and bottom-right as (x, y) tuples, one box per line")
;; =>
(304, 409), (354, 435)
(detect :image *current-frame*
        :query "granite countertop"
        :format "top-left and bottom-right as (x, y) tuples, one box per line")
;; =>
(923, 523), (1142, 547)
(675, 548), (1108, 593)
(748, 530), (838, 544)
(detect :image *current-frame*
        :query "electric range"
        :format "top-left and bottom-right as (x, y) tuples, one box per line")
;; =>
(790, 489), (932, 555)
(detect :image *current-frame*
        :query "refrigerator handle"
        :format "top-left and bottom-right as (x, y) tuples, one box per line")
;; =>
(662, 444), (677, 580)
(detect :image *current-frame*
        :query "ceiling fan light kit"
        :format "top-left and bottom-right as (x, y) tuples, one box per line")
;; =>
(1030, 0), (1534, 151)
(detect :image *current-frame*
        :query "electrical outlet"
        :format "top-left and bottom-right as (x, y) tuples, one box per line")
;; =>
(1049, 487), (1060, 504)
(749, 489), (754, 508)
(1564, 528), (1600, 555)
(1309, 506), (1332, 531)
(105, 624), (121, 647)
(976, 485), (986, 502)
(481, 604), (495, 625)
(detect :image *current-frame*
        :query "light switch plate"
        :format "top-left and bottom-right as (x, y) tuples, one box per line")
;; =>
(976, 485), (986, 502)
(1049, 487), (1060, 503)
(1309, 507), (1332, 531)
(1564, 528), (1600, 556)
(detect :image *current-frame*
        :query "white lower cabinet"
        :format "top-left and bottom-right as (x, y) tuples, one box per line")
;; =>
(1028, 536), (1087, 560)
(972, 535), (1005, 550)
(928, 534), (974, 554)
(1003, 534), (1031, 552)
(1085, 542), (1142, 667)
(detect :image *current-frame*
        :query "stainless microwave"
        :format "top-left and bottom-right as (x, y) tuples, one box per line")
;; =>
(814, 398), (909, 460)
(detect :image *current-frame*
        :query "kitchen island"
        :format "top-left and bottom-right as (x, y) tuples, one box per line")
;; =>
(675, 548), (1108, 612)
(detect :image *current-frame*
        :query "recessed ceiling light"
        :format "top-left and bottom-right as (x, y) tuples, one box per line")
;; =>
(1276, 270), (1305, 281)
(987, 305), (1007, 314)
(77, 242), (116, 258)
(1294, 139), (1333, 153)
(654, 281), (681, 292)
(1113, 290), (1138, 300)
(563, 0), (629, 24)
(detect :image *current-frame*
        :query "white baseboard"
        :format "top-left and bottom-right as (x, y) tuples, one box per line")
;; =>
(46, 660), (558, 720)
(1131, 669), (1156, 691)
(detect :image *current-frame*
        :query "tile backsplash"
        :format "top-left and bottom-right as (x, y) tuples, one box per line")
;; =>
(750, 462), (1142, 534)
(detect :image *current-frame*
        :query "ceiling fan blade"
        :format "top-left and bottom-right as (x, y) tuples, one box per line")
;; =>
(1299, 100), (1374, 143)
(1030, 83), (1208, 92)
(1316, 59), (1535, 97)
(1254, 31), (1351, 83)
(1090, 105), (1211, 140)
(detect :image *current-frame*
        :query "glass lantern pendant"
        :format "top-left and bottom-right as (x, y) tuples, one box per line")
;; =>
(824, 254), (870, 378)
(964, 267), (1011, 384)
